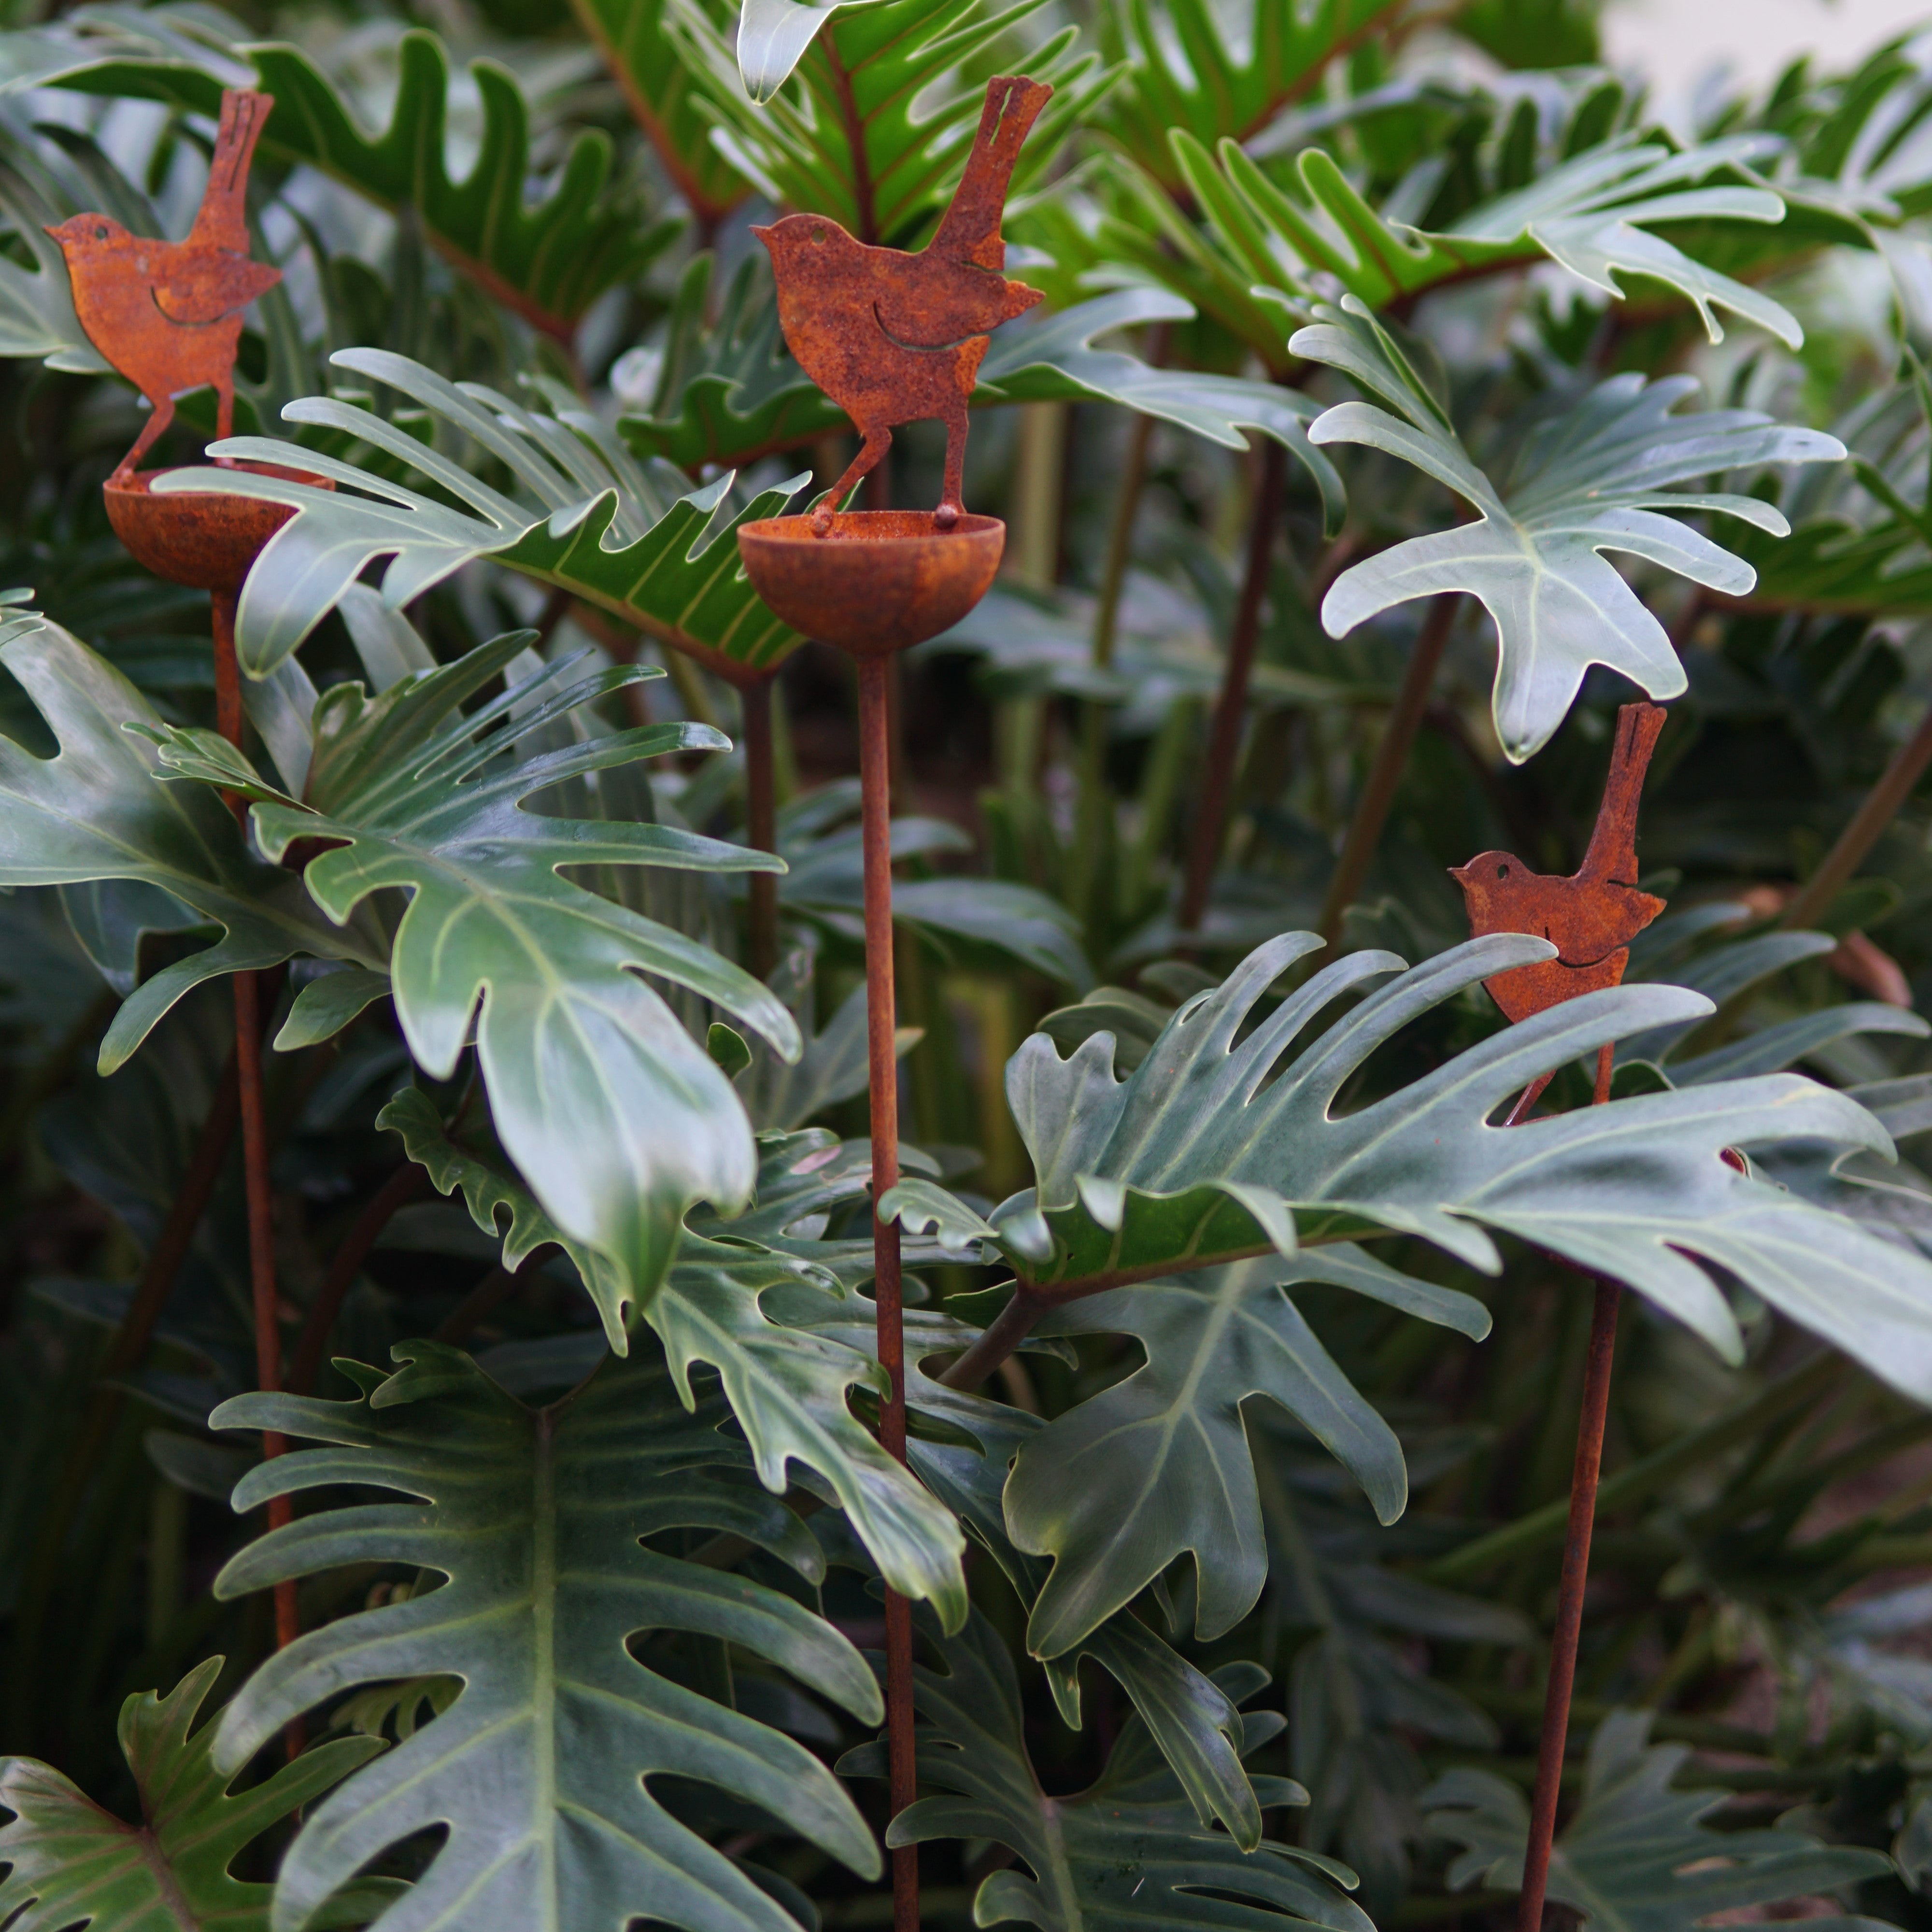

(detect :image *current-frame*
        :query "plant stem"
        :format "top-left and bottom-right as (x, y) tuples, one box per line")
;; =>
(1780, 697), (1932, 932)
(3, 1048), (242, 1745)
(215, 588), (300, 1690)
(742, 675), (779, 980)
(1180, 440), (1288, 933)
(1518, 1274), (1619, 1932)
(1516, 1049), (1619, 1932)
(1068, 405), (1156, 937)
(1317, 593), (1458, 945)
(857, 653), (917, 1932)
(288, 1161), (431, 1394)
(938, 1285), (1049, 1392)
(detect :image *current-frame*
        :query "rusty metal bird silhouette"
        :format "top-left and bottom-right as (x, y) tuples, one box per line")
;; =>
(754, 75), (1051, 533)
(1452, 701), (1669, 1117)
(47, 88), (281, 479)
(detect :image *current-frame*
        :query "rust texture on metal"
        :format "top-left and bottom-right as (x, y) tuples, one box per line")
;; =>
(1519, 1275), (1621, 1932)
(106, 461), (326, 594)
(1452, 701), (1668, 1025)
(753, 75), (1050, 532)
(49, 88), (281, 479)
(1451, 701), (1667, 1932)
(738, 510), (1004, 654)
(858, 655), (919, 1932)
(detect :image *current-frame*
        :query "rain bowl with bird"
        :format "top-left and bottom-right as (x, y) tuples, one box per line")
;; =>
(737, 510), (1004, 655)
(104, 462), (332, 595)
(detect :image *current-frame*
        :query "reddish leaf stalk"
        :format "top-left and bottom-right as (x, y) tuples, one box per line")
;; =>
(288, 1162), (432, 1394)
(1180, 440), (1288, 933)
(1318, 591), (1458, 944)
(858, 655), (917, 1932)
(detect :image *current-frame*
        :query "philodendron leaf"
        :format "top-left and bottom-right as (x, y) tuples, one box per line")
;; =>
(842, 1603), (1371, 1932)
(978, 289), (1347, 535)
(2, 15), (666, 338)
(0, 1656), (386, 1932)
(1099, 0), (1401, 191)
(675, 0), (1102, 238)
(1425, 1709), (1892, 1932)
(570, 0), (747, 219)
(1293, 298), (1844, 760)
(143, 632), (796, 1316)
(897, 1380), (1266, 1848)
(212, 1342), (882, 1932)
(984, 930), (1932, 1405)
(1197, 131), (1804, 348)
(1002, 1253), (1489, 1657)
(168, 349), (805, 682)
(0, 618), (378, 1072)
(375, 1097), (969, 1618)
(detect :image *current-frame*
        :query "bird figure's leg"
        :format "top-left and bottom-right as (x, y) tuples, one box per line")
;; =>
(935, 395), (969, 531)
(116, 393), (176, 481)
(814, 425), (893, 535)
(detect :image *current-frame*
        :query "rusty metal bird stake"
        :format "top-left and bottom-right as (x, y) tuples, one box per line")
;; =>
(1452, 699), (1669, 1932)
(737, 75), (1052, 1932)
(48, 88), (281, 479)
(755, 75), (1050, 533)
(56, 87), (305, 1686)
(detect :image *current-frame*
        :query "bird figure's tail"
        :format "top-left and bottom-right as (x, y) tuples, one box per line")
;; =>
(1578, 701), (1668, 885)
(187, 89), (275, 255)
(928, 75), (1053, 271)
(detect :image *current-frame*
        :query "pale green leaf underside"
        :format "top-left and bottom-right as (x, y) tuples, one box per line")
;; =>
(164, 348), (805, 680)
(0, 621), (377, 1073)
(1295, 298), (1844, 759)
(147, 631), (796, 1316)
(987, 930), (1932, 1408)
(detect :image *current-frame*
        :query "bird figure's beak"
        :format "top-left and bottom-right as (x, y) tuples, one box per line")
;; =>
(1449, 862), (1472, 883)
(750, 225), (772, 242)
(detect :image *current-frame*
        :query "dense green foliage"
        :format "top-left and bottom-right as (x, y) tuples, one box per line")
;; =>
(8, 1), (1932, 1930)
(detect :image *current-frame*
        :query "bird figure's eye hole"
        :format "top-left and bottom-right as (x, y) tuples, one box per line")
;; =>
(93, 225), (108, 241)
(1495, 863), (1508, 879)
(810, 226), (825, 245)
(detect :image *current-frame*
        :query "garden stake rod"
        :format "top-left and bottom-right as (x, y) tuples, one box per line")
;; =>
(737, 79), (1052, 1931)
(63, 87), (307, 1673)
(1451, 700), (1669, 1932)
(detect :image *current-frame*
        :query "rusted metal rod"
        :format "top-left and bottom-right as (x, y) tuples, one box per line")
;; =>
(743, 676), (780, 980)
(214, 589), (299, 1675)
(858, 653), (917, 1932)
(1518, 1271), (1620, 1932)
(1180, 440), (1288, 934)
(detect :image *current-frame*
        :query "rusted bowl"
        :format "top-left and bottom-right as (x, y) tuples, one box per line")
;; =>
(104, 462), (329, 595)
(737, 510), (1004, 655)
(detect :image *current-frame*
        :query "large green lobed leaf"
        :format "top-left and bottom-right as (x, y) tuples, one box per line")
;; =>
(171, 351), (806, 682)
(0, 1658), (387, 1932)
(974, 930), (1932, 1404)
(142, 633), (796, 1315)
(0, 617), (379, 1072)
(1427, 1709), (1893, 1932)
(0, 11), (666, 337)
(212, 1342), (882, 1932)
